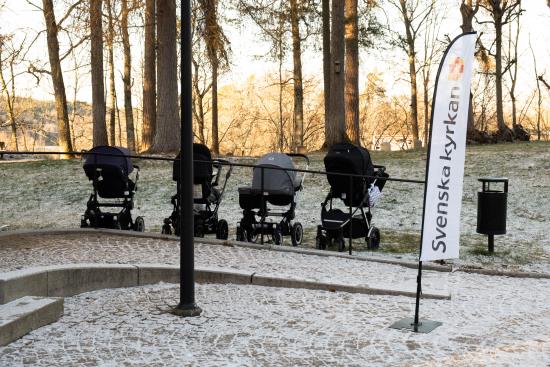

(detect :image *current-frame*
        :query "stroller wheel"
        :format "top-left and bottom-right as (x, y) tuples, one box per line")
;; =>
(367, 227), (381, 250)
(216, 220), (229, 240)
(335, 237), (345, 253)
(273, 226), (283, 246)
(315, 226), (326, 250)
(80, 219), (88, 228)
(315, 235), (327, 250)
(291, 222), (303, 247)
(161, 223), (172, 235)
(248, 231), (258, 243)
(236, 226), (245, 242)
(195, 223), (205, 238)
(134, 217), (145, 232)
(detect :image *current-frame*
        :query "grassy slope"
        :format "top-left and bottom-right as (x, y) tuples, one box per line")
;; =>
(0, 142), (548, 270)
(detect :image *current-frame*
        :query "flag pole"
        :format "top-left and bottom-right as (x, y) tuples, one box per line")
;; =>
(390, 32), (477, 333)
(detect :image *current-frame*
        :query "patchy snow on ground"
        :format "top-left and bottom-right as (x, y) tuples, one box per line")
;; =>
(1, 277), (550, 367)
(0, 142), (548, 270)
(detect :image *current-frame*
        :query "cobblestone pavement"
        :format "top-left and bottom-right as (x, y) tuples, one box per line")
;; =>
(0, 233), (450, 291)
(1, 281), (550, 367)
(1, 233), (550, 366)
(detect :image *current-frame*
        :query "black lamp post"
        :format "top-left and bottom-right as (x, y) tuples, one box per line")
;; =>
(173, 0), (202, 317)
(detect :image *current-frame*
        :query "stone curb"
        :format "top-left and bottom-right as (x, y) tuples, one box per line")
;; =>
(0, 296), (64, 346)
(455, 267), (550, 280)
(0, 228), (451, 272)
(4, 229), (546, 280)
(250, 274), (450, 300)
(0, 264), (449, 304)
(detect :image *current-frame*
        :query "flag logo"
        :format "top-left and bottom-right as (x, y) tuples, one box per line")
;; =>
(448, 56), (465, 81)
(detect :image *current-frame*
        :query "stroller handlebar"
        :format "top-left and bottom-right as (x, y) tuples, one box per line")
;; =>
(286, 153), (310, 165)
(213, 159), (234, 180)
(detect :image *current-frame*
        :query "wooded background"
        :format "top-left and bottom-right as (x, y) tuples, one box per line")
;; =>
(0, 0), (549, 156)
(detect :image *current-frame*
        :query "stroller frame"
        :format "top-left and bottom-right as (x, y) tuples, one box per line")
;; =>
(162, 157), (233, 239)
(316, 165), (387, 253)
(236, 153), (309, 247)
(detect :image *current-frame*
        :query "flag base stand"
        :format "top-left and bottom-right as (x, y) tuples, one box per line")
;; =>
(390, 317), (442, 333)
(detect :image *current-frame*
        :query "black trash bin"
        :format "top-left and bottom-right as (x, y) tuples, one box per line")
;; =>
(477, 177), (508, 253)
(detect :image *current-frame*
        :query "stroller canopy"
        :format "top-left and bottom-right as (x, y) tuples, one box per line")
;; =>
(83, 146), (133, 180)
(251, 153), (300, 196)
(173, 143), (213, 183)
(324, 143), (375, 196)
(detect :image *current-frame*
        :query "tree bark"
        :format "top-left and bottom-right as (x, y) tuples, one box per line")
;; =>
(192, 59), (207, 144)
(290, 0), (305, 151)
(42, 0), (73, 155)
(508, 12), (520, 128)
(529, 38), (542, 141)
(0, 45), (18, 150)
(461, 0), (478, 140)
(494, 11), (509, 137)
(400, 0), (420, 149)
(423, 76), (430, 145)
(211, 61), (219, 154)
(202, 0), (220, 155)
(327, 0), (348, 147)
(121, 0), (136, 151)
(344, 0), (360, 145)
(142, 0), (156, 151)
(322, 0), (331, 148)
(151, 0), (180, 153)
(106, 0), (117, 146)
(91, 0), (108, 147)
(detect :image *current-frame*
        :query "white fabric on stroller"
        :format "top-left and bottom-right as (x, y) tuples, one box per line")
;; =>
(368, 185), (382, 207)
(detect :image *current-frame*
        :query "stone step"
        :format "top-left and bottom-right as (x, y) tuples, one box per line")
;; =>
(0, 296), (64, 346)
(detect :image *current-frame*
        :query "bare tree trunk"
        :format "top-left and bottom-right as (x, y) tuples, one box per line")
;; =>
(494, 14), (509, 138)
(91, 0), (108, 146)
(507, 12), (520, 127)
(290, 0), (305, 151)
(322, 0), (331, 148)
(142, 0), (156, 151)
(106, 0), (116, 146)
(530, 37), (542, 141)
(192, 59), (207, 144)
(151, 0), (179, 153)
(211, 61), (219, 154)
(202, 0), (220, 155)
(423, 77), (430, 145)
(0, 47), (18, 150)
(42, 0), (73, 155)
(400, 1), (420, 149)
(121, 0), (136, 151)
(461, 0), (478, 140)
(327, 0), (348, 147)
(345, 0), (360, 145)
(278, 25), (284, 152)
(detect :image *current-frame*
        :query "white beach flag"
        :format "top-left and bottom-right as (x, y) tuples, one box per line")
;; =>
(420, 33), (477, 262)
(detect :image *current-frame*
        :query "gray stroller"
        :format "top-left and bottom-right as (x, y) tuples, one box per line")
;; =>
(236, 153), (309, 246)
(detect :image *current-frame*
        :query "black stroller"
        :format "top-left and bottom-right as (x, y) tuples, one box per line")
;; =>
(81, 146), (144, 231)
(236, 153), (309, 246)
(161, 143), (232, 239)
(316, 143), (388, 252)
